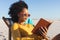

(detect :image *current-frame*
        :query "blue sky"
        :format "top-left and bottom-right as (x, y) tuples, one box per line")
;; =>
(0, 0), (60, 19)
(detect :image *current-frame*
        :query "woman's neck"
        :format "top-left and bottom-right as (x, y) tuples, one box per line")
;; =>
(18, 19), (25, 25)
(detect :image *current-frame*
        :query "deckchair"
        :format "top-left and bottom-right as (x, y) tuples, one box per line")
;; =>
(2, 17), (34, 40)
(2, 17), (13, 40)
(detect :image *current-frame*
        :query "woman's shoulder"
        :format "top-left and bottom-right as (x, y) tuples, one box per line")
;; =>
(13, 22), (18, 25)
(11, 22), (19, 30)
(26, 24), (34, 28)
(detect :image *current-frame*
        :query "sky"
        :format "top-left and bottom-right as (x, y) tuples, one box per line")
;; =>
(0, 0), (60, 20)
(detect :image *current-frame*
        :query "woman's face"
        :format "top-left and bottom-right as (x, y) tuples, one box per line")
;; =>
(18, 8), (30, 22)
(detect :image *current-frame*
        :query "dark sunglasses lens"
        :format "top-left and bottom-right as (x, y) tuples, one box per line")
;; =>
(23, 14), (30, 17)
(28, 14), (30, 17)
(24, 14), (26, 16)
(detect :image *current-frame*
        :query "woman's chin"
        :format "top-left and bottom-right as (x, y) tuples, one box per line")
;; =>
(23, 19), (26, 22)
(22, 18), (27, 22)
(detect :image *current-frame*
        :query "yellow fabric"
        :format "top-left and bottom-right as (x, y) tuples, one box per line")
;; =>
(11, 23), (42, 40)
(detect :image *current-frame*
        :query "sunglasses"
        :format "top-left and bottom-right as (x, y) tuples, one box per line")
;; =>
(20, 14), (30, 17)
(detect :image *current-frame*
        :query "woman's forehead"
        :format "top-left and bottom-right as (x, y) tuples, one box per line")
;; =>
(20, 8), (28, 14)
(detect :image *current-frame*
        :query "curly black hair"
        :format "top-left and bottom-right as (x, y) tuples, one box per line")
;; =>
(8, 1), (28, 22)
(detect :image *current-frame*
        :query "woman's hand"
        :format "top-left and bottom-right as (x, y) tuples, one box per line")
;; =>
(40, 27), (48, 40)
(41, 27), (47, 35)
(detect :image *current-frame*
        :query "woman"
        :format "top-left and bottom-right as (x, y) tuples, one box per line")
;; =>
(8, 1), (48, 40)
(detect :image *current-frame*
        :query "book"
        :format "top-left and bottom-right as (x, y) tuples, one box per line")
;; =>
(32, 18), (51, 36)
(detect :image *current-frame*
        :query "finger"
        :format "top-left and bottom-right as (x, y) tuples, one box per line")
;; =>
(44, 27), (48, 32)
(39, 28), (48, 40)
(40, 27), (47, 34)
(39, 28), (46, 36)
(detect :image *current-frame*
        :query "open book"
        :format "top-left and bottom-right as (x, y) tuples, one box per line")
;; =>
(32, 18), (51, 36)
